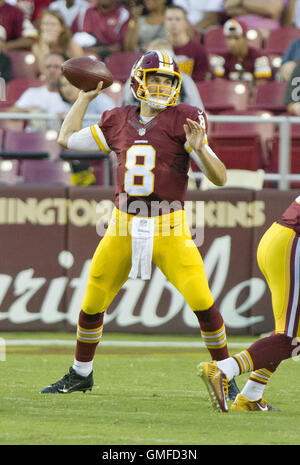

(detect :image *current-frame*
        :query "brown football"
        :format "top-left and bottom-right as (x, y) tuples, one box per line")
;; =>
(62, 56), (113, 91)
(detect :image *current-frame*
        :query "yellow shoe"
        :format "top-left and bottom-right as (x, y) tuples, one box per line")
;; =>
(197, 361), (228, 412)
(230, 394), (279, 411)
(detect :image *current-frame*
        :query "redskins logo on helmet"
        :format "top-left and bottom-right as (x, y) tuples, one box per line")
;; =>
(130, 50), (182, 109)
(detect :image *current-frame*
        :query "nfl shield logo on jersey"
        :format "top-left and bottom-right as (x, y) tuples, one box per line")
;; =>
(138, 127), (146, 136)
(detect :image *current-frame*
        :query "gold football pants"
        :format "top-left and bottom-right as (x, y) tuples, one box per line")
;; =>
(257, 222), (300, 337)
(82, 208), (214, 315)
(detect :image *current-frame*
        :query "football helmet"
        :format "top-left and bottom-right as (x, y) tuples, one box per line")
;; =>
(130, 50), (182, 109)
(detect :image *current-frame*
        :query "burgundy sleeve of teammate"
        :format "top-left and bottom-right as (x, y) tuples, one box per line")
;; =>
(277, 196), (300, 236)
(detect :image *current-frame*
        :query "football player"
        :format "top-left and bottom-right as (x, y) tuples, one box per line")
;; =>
(40, 50), (238, 398)
(199, 195), (300, 412)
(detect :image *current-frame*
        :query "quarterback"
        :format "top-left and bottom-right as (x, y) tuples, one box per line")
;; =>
(199, 195), (300, 412)
(40, 51), (238, 397)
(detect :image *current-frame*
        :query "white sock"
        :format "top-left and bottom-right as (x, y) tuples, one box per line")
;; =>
(241, 379), (265, 401)
(217, 357), (240, 381)
(72, 359), (93, 377)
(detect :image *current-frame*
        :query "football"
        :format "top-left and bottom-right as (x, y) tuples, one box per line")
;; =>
(61, 56), (113, 92)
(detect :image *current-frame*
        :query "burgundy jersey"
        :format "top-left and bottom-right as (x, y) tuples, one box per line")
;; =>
(277, 196), (300, 236)
(95, 104), (207, 214)
(173, 39), (209, 82)
(0, 3), (23, 41)
(212, 47), (272, 82)
(81, 3), (129, 47)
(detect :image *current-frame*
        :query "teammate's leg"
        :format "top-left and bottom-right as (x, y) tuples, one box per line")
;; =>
(199, 223), (300, 410)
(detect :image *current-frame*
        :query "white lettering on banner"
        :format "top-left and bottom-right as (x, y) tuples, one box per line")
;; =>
(8, 269), (46, 323)
(0, 235), (266, 329)
(220, 279), (266, 328)
(0, 198), (266, 228)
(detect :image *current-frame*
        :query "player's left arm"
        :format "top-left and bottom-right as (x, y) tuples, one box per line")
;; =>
(58, 81), (104, 149)
(184, 118), (227, 186)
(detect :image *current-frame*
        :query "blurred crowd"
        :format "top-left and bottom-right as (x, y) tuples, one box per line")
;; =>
(1, 0), (300, 186)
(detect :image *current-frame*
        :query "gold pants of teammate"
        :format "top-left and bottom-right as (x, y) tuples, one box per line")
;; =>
(82, 208), (214, 315)
(257, 222), (300, 337)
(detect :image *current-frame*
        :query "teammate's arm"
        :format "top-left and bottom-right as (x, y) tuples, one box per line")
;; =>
(58, 81), (104, 148)
(184, 118), (227, 186)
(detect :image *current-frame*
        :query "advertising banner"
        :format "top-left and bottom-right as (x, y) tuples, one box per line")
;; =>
(0, 185), (296, 334)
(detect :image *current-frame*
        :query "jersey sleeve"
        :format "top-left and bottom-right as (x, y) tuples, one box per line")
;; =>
(92, 107), (122, 153)
(178, 104), (220, 172)
(69, 108), (119, 154)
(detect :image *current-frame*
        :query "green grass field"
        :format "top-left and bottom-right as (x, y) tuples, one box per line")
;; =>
(1, 332), (300, 446)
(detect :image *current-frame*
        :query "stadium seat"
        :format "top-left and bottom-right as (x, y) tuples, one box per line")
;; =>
(19, 160), (70, 184)
(268, 124), (300, 186)
(0, 159), (20, 184)
(104, 51), (143, 83)
(208, 134), (264, 170)
(210, 109), (274, 167)
(196, 80), (250, 113)
(6, 50), (39, 79)
(203, 26), (263, 54)
(5, 78), (43, 105)
(3, 129), (61, 160)
(264, 27), (300, 55)
(249, 81), (287, 114)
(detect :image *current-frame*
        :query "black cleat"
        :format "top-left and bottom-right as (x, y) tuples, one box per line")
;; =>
(227, 377), (240, 401)
(40, 367), (93, 394)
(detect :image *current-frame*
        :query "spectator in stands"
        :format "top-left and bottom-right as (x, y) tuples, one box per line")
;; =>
(280, 38), (300, 81)
(8, 52), (67, 129)
(28, 0), (53, 22)
(6, 1), (38, 38)
(0, 25), (11, 82)
(32, 10), (83, 75)
(171, 0), (225, 32)
(211, 18), (272, 85)
(121, 37), (205, 108)
(223, 0), (288, 37)
(283, 60), (300, 115)
(59, 75), (116, 124)
(164, 5), (209, 82)
(0, 0), (36, 50)
(49, 0), (90, 33)
(124, 0), (168, 52)
(77, 0), (130, 59)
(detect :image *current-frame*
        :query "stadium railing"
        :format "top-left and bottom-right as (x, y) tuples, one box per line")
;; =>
(0, 112), (299, 189)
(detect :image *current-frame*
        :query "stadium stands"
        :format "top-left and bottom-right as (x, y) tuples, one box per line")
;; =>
(4, 78), (43, 106)
(196, 80), (250, 113)
(19, 159), (70, 184)
(3, 128), (61, 160)
(209, 109), (274, 168)
(268, 123), (300, 179)
(203, 26), (264, 54)
(249, 81), (288, 114)
(6, 50), (39, 79)
(105, 51), (143, 83)
(0, 0), (298, 188)
(264, 27), (300, 55)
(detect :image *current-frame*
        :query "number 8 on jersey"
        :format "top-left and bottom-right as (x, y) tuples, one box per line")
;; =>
(124, 145), (156, 196)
